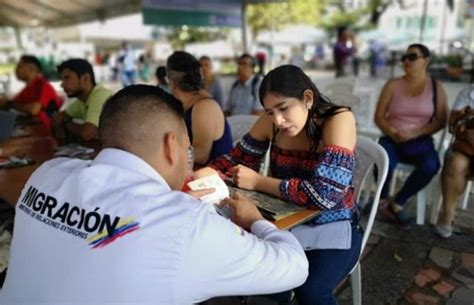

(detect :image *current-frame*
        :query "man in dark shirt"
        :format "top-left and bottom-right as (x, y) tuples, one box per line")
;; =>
(333, 27), (355, 78)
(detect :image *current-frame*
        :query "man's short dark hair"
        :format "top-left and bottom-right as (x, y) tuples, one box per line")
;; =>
(239, 53), (256, 68)
(20, 55), (42, 72)
(57, 59), (96, 86)
(99, 85), (184, 148)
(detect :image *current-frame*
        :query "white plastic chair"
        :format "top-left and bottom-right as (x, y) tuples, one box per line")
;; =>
(228, 114), (269, 175)
(328, 93), (364, 128)
(388, 128), (448, 225)
(349, 136), (389, 305)
(227, 114), (259, 146)
(323, 77), (356, 96)
(460, 181), (472, 210)
(327, 92), (360, 108)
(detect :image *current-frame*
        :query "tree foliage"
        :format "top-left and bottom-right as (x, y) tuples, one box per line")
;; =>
(319, 6), (366, 33)
(246, 0), (325, 38)
(246, 0), (413, 38)
(165, 26), (231, 50)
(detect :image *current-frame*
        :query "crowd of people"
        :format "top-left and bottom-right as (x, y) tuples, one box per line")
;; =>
(0, 41), (472, 305)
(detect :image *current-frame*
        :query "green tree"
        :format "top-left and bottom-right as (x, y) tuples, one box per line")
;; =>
(246, 0), (325, 38)
(319, 0), (411, 34)
(165, 26), (231, 50)
(319, 7), (366, 33)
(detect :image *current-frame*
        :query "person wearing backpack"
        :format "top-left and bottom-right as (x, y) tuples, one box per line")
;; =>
(225, 54), (264, 116)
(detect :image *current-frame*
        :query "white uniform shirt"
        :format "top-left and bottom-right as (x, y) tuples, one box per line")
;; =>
(1, 148), (308, 305)
(453, 87), (474, 110)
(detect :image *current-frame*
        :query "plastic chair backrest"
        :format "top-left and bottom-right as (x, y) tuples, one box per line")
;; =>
(323, 77), (356, 96)
(328, 93), (361, 109)
(227, 114), (259, 146)
(354, 136), (389, 253)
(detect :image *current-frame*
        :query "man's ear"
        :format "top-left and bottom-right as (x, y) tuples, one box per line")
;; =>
(80, 73), (91, 87)
(169, 79), (177, 92)
(163, 131), (178, 166)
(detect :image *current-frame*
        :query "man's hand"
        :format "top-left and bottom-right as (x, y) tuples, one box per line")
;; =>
(220, 192), (264, 231)
(229, 165), (261, 190)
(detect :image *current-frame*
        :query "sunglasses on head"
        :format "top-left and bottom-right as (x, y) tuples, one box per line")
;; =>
(400, 53), (425, 62)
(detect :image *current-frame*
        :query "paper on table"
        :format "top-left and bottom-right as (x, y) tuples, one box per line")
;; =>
(54, 144), (94, 158)
(0, 156), (34, 169)
(187, 174), (230, 205)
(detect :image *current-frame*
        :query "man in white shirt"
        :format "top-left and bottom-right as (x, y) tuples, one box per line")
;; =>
(119, 41), (137, 87)
(0, 85), (308, 305)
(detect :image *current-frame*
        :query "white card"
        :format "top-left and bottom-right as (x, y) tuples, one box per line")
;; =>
(187, 174), (230, 205)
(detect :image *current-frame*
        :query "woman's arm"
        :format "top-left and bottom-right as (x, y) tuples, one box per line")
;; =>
(374, 79), (399, 141)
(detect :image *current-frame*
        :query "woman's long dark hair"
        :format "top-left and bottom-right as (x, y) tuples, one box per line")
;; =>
(259, 65), (349, 153)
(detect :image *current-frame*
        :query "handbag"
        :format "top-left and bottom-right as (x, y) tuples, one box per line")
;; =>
(451, 110), (474, 156)
(397, 78), (437, 157)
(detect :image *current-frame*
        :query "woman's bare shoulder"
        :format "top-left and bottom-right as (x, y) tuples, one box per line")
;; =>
(248, 113), (273, 141)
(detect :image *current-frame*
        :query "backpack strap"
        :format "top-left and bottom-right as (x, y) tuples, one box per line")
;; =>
(232, 76), (260, 99)
(250, 75), (260, 99)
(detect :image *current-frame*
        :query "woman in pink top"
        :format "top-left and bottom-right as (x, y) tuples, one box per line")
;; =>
(374, 43), (448, 228)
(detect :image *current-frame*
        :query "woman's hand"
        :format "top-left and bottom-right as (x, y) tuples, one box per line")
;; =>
(229, 165), (261, 190)
(392, 129), (420, 143)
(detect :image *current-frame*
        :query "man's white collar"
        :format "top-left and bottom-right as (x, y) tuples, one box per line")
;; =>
(92, 148), (171, 191)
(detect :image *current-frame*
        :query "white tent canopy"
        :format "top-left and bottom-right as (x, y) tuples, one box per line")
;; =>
(257, 25), (327, 45)
(0, 0), (141, 28)
(185, 40), (237, 58)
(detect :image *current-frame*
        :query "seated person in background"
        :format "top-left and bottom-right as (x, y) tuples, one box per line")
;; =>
(52, 59), (113, 142)
(435, 87), (474, 238)
(0, 85), (308, 305)
(0, 55), (62, 129)
(199, 56), (224, 108)
(225, 54), (264, 116)
(196, 65), (362, 305)
(374, 43), (448, 229)
(155, 65), (170, 92)
(167, 51), (232, 165)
